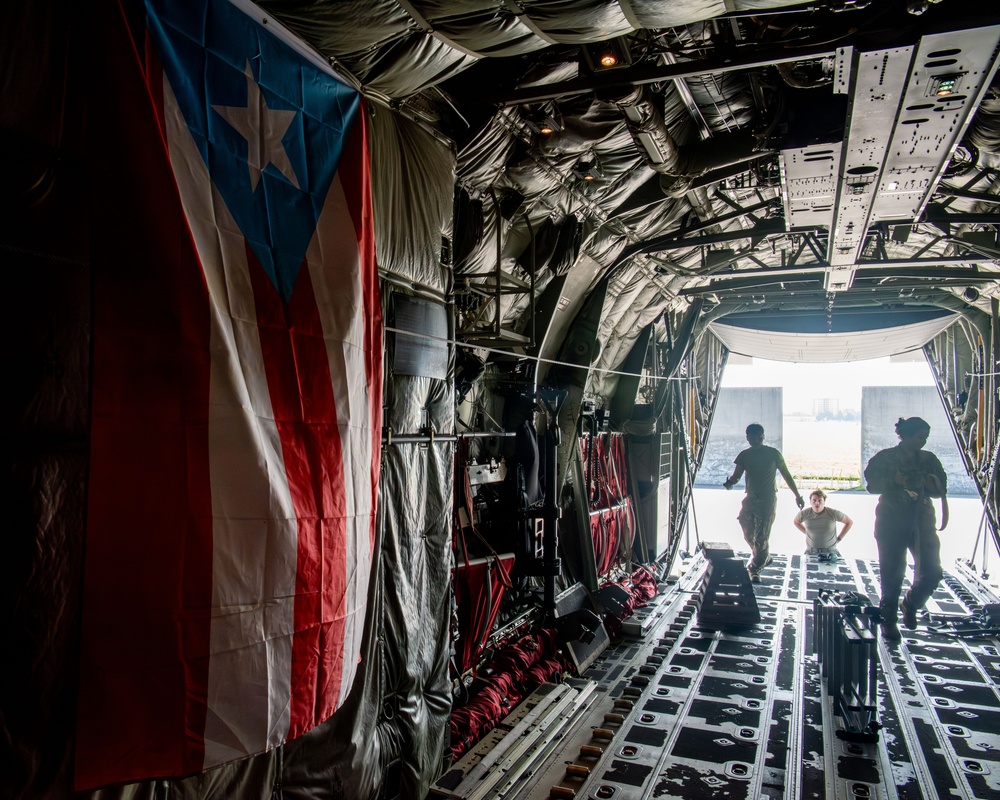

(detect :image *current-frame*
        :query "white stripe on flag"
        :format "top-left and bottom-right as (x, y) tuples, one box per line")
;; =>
(306, 174), (373, 700)
(162, 76), (297, 767)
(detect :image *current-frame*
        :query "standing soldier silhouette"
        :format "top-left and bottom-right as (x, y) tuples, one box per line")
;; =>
(724, 423), (805, 582)
(864, 416), (948, 640)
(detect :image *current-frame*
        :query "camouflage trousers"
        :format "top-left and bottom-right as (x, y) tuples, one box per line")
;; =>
(737, 496), (777, 575)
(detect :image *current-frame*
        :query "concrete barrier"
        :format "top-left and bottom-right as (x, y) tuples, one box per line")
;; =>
(699, 387), (782, 487)
(862, 386), (976, 496)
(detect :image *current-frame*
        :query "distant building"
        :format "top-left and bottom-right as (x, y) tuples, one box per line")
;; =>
(813, 398), (840, 417)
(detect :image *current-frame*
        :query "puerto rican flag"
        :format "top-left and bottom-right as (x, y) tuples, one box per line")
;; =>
(76, 0), (381, 789)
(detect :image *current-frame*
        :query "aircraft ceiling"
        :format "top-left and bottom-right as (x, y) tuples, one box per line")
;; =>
(260, 0), (1000, 367)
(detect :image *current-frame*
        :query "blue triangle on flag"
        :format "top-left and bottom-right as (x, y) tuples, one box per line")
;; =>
(145, 0), (360, 302)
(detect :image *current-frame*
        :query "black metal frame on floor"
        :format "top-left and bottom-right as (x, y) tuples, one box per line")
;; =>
(812, 589), (882, 743)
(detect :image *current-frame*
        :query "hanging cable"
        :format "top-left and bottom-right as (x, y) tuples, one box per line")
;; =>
(385, 324), (695, 383)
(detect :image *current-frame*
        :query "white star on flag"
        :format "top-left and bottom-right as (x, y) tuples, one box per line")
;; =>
(213, 62), (300, 191)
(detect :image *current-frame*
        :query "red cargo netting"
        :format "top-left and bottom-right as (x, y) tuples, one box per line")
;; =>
(580, 432), (635, 575)
(448, 629), (570, 760)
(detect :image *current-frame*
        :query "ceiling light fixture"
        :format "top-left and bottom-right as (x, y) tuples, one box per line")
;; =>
(525, 108), (563, 137)
(573, 157), (602, 182)
(581, 37), (631, 72)
(929, 73), (963, 98)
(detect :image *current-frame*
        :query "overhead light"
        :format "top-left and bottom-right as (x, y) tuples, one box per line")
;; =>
(525, 108), (562, 137)
(573, 157), (602, 182)
(581, 37), (632, 72)
(929, 73), (964, 98)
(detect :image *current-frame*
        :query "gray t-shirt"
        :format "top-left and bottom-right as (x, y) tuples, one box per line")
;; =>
(734, 445), (788, 499)
(794, 506), (846, 550)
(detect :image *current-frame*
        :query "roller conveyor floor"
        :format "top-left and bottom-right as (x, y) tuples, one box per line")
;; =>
(432, 551), (1000, 800)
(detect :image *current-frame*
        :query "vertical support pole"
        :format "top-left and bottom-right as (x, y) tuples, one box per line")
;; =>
(978, 334), (986, 461)
(867, 610), (878, 708)
(543, 421), (558, 616)
(990, 298), (999, 470)
(538, 389), (566, 621)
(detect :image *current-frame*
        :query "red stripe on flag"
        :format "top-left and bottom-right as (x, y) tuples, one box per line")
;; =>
(77, 3), (213, 789)
(331, 105), (383, 551)
(243, 242), (349, 735)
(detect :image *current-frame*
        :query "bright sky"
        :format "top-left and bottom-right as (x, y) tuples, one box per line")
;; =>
(721, 355), (935, 414)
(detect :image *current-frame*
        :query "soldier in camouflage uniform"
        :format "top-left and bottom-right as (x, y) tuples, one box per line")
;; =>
(724, 423), (805, 582)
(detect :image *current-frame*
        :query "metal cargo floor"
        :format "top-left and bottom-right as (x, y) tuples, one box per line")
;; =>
(432, 552), (1000, 800)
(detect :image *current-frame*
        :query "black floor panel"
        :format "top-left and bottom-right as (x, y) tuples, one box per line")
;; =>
(435, 554), (1000, 800)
